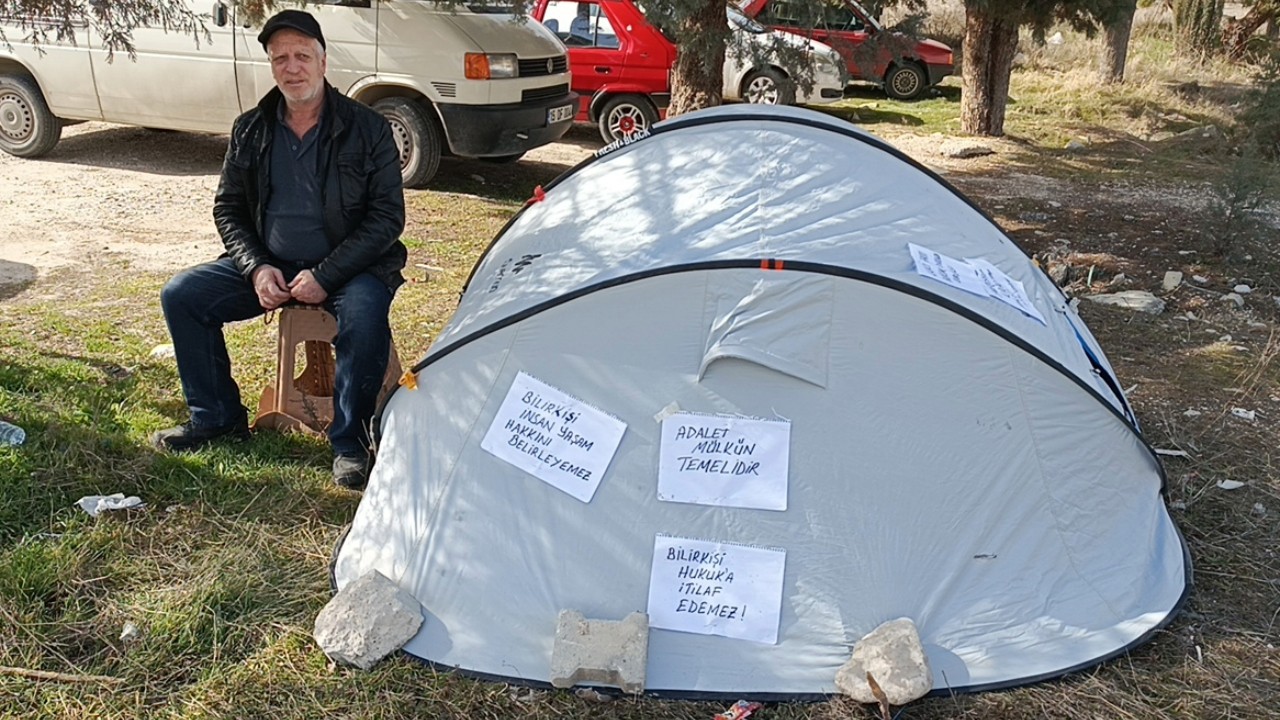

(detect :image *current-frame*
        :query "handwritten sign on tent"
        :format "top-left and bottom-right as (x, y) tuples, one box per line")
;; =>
(480, 371), (626, 503)
(908, 243), (1046, 325)
(657, 413), (790, 511)
(647, 535), (786, 644)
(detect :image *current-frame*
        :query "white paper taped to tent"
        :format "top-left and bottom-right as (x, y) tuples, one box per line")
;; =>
(333, 104), (1188, 698)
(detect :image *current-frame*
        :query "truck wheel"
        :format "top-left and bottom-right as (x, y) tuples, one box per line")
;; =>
(0, 74), (61, 158)
(373, 97), (441, 188)
(884, 62), (927, 100)
(742, 68), (795, 106)
(597, 95), (657, 144)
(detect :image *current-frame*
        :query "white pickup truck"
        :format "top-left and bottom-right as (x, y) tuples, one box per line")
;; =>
(0, 0), (578, 186)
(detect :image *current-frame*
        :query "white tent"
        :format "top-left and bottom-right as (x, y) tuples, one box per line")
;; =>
(333, 104), (1189, 697)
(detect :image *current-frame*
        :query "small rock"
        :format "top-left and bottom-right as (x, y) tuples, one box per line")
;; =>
(1184, 312), (1197, 321)
(1177, 250), (1196, 255)
(1084, 291), (1165, 314)
(835, 618), (932, 705)
(1223, 293), (1245, 308)
(149, 344), (175, 359)
(1183, 409), (1201, 417)
(1233, 345), (1248, 353)
(1123, 215), (1136, 221)
(1064, 139), (1087, 152)
(1252, 503), (1267, 517)
(1047, 200), (1062, 208)
(1231, 408), (1256, 422)
(1234, 284), (1252, 294)
(1162, 271), (1183, 292)
(469, 174), (486, 184)
(1249, 322), (1267, 331)
(574, 688), (615, 702)
(940, 141), (995, 159)
(1216, 479), (1246, 490)
(1169, 500), (1187, 510)
(1218, 334), (1233, 343)
(1192, 275), (1208, 284)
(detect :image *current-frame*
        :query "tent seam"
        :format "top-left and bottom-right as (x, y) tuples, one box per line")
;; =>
(1007, 347), (1128, 621)
(401, 339), (521, 576)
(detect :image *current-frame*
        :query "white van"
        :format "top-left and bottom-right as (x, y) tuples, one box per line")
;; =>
(0, 1), (577, 186)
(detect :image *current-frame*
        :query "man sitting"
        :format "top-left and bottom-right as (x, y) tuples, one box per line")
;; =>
(569, 3), (594, 42)
(151, 10), (407, 492)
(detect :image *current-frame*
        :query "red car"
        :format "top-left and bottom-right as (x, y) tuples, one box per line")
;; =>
(531, 0), (846, 143)
(739, 0), (953, 100)
(531, 0), (674, 143)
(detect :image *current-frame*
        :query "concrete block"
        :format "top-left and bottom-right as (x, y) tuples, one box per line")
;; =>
(313, 570), (424, 670)
(550, 610), (648, 694)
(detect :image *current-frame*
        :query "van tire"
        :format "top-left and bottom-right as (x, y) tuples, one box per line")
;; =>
(741, 68), (795, 106)
(0, 74), (62, 158)
(373, 97), (441, 188)
(597, 95), (658, 144)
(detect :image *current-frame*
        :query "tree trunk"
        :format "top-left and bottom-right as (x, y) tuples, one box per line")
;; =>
(668, 0), (730, 117)
(960, 7), (1019, 137)
(1172, 0), (1224, 56)
(1100, 0), (1137, 84)
(1222, 1), (1280, 59)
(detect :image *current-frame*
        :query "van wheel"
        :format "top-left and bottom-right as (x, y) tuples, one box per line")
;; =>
(742, 68), (795, 106)
(373, 97), (441, 188)
(0, 74), (61, 158)
(597, 95), (657, 144)
(884, 62), (927, 100)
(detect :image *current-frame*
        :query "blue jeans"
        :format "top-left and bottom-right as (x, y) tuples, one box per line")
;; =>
(160, 257), (394, 456)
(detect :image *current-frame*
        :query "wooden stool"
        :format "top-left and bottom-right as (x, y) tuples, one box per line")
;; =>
(252, 305), (402, 436)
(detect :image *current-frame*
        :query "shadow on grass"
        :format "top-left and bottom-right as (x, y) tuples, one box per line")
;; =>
(0, 351), (362, 544)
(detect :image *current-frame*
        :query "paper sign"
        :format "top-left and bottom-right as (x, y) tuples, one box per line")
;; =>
(909, 243), (1046, 325)
(909, 242), (989, 297)
(967, 257), (1047, 324)
(657, 413), (790, 511)
(647, 535), (786, 644)
(480, 372), (627, 502)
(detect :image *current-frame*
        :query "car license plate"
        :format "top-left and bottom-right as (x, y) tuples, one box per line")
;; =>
(547, 104), (574, 124)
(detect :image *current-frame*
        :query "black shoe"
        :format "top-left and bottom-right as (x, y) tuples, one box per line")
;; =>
(333, 452), (371, 491)
(150, 419), (250, 452)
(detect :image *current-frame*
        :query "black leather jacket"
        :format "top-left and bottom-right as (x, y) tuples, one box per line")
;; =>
(213, 83), (407, 293)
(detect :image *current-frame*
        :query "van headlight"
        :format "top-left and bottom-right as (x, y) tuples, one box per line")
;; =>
(464, 53), (518, 79)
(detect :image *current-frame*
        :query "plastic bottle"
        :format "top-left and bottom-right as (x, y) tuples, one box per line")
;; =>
(0, 420), (26, 446)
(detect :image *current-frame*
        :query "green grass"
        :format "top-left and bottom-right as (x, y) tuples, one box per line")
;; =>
(2, 21), (1279, 720)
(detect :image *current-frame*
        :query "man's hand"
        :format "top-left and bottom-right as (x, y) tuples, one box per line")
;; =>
(252, 265), (291, 310)
(289, 269), (328, 304)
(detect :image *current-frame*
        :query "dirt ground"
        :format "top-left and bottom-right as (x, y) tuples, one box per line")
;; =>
(0, 121), (597, 287)
(0, 119), (1025, 287)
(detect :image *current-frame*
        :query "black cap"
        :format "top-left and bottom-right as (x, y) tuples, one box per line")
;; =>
(258, 10), (326, 51)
